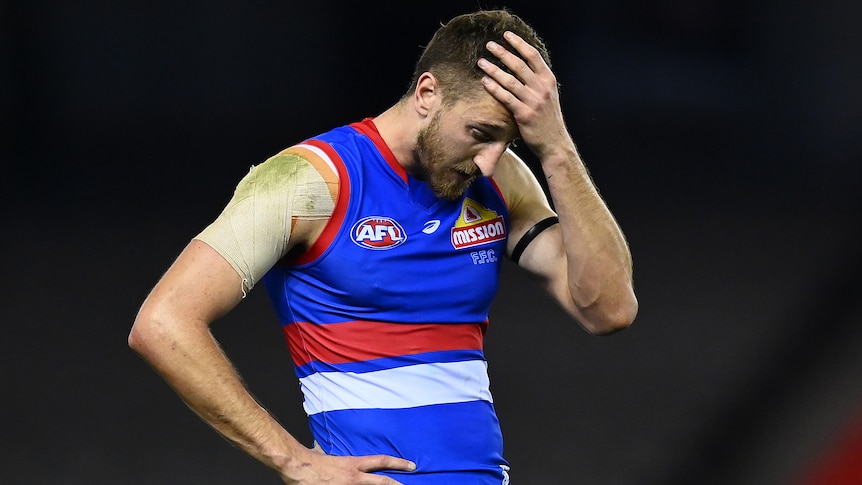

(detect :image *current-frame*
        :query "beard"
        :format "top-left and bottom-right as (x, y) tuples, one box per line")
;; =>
(414, 113), (480, 201)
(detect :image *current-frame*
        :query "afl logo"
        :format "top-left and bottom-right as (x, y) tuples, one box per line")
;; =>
(351, 216), (407, 250)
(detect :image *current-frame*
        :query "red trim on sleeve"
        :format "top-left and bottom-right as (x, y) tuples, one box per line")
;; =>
(488, 177), (507, 208)
(290, 139), (351, 265)
(350, 118), (408, 184)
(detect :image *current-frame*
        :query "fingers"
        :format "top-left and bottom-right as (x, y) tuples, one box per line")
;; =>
(500, 30), (550, 74)
(280, 447), (414, 484)
(485, 44), (531, 93)
(478, 31), (556, 115)
(364, 474), (407, 485)
(311, 442), (415, 472)
(345, 455), (412, 485)
(357, 454), (417, 474)
(479, 61), (518, 107)
(483, 31), (551, 84)
(479, 46), (526, 106)
(478, 31), (567, 158)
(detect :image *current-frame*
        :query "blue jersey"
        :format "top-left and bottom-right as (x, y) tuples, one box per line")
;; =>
(263, 119), (512, 484)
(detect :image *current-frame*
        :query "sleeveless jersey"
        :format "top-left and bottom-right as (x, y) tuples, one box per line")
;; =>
(262, 119), (512, 484)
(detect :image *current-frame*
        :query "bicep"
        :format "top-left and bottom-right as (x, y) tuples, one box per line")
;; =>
(496, 151), (579, 316)
(514, 224), (566, 293)
(138, 239), (246, 329)
(495, 149), (557, 260)
(130, 239), (246, 369)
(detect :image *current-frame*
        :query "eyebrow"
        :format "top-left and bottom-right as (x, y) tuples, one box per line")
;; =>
(475, 120), (520, 142)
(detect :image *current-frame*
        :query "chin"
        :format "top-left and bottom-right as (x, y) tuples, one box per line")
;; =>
(437, 181), (474, 201)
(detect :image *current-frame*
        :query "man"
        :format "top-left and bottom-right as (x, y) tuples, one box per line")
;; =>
(129, 8), (638, 485)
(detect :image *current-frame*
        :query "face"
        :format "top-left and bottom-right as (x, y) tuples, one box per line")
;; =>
(413, 93), (517, 201)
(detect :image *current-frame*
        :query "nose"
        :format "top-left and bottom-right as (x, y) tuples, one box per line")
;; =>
(473, 142), (509, 177)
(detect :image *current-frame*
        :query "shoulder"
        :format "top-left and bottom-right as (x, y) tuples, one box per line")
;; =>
(493, 150), (538, 197)
(492, 149), (551, 213)
(491, 149), (557, 239)
(234, 146), (339, 198)
(256, 148), (335, 180)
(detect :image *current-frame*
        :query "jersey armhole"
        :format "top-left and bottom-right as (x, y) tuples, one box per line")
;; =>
(281, 140), (350, 265)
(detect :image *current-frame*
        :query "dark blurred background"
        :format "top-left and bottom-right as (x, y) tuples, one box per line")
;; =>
(2, 1), (861, 484)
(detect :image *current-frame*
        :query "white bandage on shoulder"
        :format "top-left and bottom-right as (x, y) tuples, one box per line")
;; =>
(195, 152), (336, 294)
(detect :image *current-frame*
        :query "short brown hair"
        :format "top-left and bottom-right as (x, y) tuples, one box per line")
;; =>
(405, 9), (551, 104)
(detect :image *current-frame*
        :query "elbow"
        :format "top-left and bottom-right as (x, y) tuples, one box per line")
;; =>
(128, 319), (147, 356)
(128, 315), (152, 358)
(580, 289), (638, 336)
(128, 308), (167, 362)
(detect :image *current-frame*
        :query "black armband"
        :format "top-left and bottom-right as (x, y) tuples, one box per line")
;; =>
(510, 216), (559, 264)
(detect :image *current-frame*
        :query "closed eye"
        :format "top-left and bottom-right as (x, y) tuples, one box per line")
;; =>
(470, 125), (519, 148)
(471, 128), (492, 143)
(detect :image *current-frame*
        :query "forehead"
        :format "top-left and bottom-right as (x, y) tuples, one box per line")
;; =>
(447, 91), (519, 140)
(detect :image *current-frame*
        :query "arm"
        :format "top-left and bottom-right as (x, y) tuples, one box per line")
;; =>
(129, 239), (308, 470)
(481, 32), (638, 335)
(129, 156), (415, 484)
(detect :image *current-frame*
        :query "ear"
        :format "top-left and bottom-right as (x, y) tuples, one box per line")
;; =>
(413, 72), (440, 117)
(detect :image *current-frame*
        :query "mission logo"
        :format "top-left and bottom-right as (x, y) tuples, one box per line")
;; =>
(351, 216), (407, 250)
(451, 199), (507, 250)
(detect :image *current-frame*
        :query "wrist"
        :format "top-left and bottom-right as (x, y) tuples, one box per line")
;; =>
(258, 430), (310, 475)
(539, 145), (583, 177)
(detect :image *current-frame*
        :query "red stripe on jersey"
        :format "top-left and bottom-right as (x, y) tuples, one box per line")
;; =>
(284, 320), (488, 368)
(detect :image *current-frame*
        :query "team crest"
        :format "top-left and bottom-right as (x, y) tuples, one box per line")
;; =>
(450, 198), (507, 250)
(351, 216), (407, 250)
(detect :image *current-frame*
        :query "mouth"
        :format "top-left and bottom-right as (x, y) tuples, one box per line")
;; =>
(453, 164), (481, 179)
(452, 169), (478, 182)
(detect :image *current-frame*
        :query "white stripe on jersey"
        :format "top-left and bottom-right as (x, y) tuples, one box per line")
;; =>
(296, 142), (339, 178)
(300, 360), (493, 415)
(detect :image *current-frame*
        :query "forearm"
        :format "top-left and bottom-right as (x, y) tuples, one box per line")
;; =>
(540, 142), (637, 333)
(476, 30), (638, 333)
(129, 314), (305, 473)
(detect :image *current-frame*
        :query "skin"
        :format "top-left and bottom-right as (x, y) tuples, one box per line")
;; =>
(476, 33), (638, 332)
(128, 31), (637, 484)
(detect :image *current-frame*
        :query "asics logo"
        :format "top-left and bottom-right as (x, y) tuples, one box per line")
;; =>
(422, 220), (441, 234)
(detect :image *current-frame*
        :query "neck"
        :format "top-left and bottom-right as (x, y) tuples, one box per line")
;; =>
(371, 100), (419, 173)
